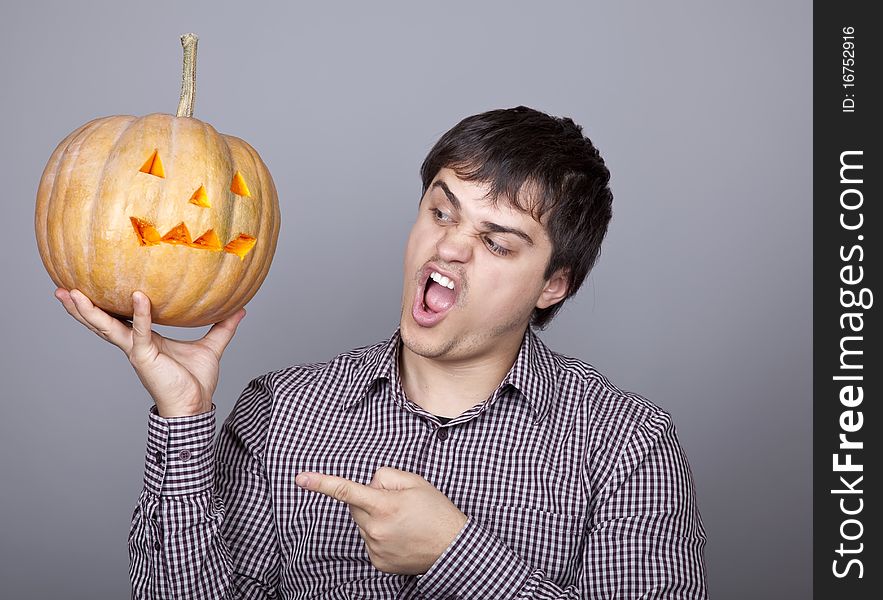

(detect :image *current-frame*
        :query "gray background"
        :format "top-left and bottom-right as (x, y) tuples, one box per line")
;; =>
(0, 1), (811, 598)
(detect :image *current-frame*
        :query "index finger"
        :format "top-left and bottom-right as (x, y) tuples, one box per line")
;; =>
(296, 472), (380, 513)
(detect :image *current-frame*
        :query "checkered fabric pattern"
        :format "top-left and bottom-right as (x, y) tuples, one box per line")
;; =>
(129, 327), (708, 599)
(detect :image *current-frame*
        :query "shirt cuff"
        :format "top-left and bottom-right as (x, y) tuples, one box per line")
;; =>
(417, 515), (533, 600)
(142, 404), (216, 496)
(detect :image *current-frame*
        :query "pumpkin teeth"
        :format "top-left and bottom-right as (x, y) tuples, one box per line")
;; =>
(129, 216), (254, 257)
(191, 229), (223, 251)
(161, 222), (192, 245)
(224, 234), (256, 259)
(130, 217), (161, 245)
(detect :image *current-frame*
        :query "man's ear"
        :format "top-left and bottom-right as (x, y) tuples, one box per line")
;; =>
(536, 268), (570, 310)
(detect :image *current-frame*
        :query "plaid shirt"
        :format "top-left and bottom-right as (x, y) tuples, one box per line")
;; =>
(129, 326), (708, 599)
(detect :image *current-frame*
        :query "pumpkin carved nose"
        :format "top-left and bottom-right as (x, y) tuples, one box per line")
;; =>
(189, 185), (210, 208)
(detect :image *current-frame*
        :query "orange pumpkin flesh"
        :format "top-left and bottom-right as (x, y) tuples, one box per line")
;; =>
(34, 35), (280, 327)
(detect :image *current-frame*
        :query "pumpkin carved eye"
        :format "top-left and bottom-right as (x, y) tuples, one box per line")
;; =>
(139, 149), (165, 178)
(230, 171), (250, 197)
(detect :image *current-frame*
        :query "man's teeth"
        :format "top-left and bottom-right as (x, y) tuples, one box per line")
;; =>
(429, 271), (455, 290)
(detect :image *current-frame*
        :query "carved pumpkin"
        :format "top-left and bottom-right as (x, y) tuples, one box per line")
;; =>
(35, 34), (280, 327)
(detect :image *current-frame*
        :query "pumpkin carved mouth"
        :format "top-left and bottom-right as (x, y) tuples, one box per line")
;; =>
(129, 217), (256, 259)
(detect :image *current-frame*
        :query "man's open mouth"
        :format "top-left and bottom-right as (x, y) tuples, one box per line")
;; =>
(412, 265), (459, 327)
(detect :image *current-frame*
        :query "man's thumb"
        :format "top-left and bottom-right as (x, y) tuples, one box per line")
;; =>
(370, 466), (421, 490)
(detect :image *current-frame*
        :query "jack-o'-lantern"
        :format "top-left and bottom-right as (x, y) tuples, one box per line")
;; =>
(35, 34), (280, 327)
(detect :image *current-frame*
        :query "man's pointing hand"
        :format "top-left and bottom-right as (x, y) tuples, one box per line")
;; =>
(296, 466), (468, 574)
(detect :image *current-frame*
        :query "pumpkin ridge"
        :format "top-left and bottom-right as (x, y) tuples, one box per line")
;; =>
(90, 117), (141, 308)
(189, 131), (244, 321)
(36, 120), (94, 288)
(58, 121), (111, 292)
(187, 119), (229, 318)
(48, 124), (90, 290)
(151, 115), (189, 316)
(232, 139), (276, 316)
(255, 142), (281, 306)
(212, 137), (258, 319)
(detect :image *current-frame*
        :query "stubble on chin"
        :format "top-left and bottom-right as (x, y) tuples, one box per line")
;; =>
(398, 304), (528, 361)
(398, 306), (453, 359)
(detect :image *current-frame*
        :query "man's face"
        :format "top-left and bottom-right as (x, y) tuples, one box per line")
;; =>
(399, 167), (567, 362)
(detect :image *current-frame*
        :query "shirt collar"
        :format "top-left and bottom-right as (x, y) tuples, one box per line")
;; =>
(346, 326), (558, 424)
(498, 326), (558, 424)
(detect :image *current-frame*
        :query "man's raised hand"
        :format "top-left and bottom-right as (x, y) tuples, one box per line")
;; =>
(55, 287), (245, 418)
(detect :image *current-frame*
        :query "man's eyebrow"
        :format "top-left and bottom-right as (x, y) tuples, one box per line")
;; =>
(431, 180), (535, 246)
(432, 180), (462, 211)
(481, 221), (534, 246)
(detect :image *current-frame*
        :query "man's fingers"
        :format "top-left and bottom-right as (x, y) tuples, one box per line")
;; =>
(63, 288), (134, 351)
(296, 472), (380, 513)
(57, 288), (103, 336)
(201, 308), (246, 359)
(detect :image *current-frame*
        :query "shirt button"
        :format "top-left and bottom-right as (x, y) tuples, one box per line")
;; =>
(436, 428), (449, 441)
(153, 541), (162, 551)
(178, 449), (192, 462)
(154, 451), (164, 465)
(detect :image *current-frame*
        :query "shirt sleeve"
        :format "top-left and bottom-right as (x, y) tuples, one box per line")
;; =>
(416, 411), (708, 600)
(127, 375), (281, 599)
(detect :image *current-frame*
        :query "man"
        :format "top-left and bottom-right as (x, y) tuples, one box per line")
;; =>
(56, 106), (708, 599)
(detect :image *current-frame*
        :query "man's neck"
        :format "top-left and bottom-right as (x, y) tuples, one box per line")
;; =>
(398, 329), (527, 418)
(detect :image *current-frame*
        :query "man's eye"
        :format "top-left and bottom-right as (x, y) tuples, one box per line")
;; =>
(431, 208), (452, 222)
(485, 237), (510, 256)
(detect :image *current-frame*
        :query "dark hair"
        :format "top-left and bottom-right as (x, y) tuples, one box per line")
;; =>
(419, 105), (613, 330)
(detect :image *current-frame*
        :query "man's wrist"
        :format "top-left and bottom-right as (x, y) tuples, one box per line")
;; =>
(154, 401), (214, 419)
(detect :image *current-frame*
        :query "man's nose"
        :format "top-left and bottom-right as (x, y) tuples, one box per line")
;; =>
(435, 226), (473, 264)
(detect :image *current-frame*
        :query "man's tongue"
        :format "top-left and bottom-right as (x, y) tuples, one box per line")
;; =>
(424, 279), (455, 313)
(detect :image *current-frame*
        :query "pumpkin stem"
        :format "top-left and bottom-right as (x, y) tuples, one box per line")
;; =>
(176, 33), (198, 118)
